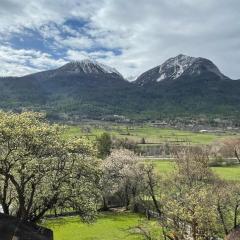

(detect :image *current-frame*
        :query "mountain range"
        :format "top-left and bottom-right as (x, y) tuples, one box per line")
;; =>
(0, 54), (240, 121)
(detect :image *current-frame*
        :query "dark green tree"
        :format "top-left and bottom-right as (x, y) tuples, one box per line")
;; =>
(96, 132), (112, 159)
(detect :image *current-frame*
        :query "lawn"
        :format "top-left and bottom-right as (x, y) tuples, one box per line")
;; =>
(149, 160), (240, 181)
(212, 165), (240, 181)
(43, 212), (147, 240)
(148, 160), (175, 174)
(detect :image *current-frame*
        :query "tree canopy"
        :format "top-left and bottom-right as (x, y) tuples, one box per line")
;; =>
(0, 111), (100, 222)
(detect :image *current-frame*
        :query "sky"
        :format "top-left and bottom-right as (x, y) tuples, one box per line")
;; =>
(0, 0), (240, 79)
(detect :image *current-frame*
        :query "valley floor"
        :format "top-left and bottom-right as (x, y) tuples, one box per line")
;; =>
(64, 122), (240, 146)
(44, 122), (240, 240)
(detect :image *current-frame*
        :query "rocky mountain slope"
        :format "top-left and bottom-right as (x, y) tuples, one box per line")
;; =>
(135, 54), (229, 85)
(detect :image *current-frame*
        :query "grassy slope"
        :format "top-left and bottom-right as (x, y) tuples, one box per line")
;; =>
(44, 212), (147, 240)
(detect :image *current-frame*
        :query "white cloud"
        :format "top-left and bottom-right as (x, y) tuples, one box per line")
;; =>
(0, 0), (102, 34)
(61, 36), (93, 49)
(0, 0), (240, 79)
(0, 45), (67, 76)
(86, 0), (240, 78)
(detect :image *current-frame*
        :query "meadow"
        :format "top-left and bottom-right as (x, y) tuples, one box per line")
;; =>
(43, 212), (159, 240)
(149, 159), (240, 181)
(64, 122), (238, 145)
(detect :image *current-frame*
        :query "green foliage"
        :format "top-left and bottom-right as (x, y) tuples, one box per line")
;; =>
(146, 148), (240, 239)
(161, 183), (221, 239)
(0, 111), (100, 222)
(112, 137), (140, 153)
(96, 132), (112, 159)
(155, 150), (220, 239)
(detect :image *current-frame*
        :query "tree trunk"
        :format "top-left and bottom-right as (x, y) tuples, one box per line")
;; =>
(1, 202), (10, 215)
(217, 202), (229, 235)
(102, 196), (109, 211)
(124, 185), (130, 210)
(234, 203), (239, 228)
(235, 149), (240, 164)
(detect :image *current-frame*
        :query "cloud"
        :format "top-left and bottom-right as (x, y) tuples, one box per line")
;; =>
(0, 45), (67, 76)
(87, 0), (240, 78)
(0, 0), (239, 79)
(0, 0), (101, 33)
(61, 36), (94, 49)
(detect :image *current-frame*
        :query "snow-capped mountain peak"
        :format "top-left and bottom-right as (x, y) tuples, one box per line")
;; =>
(157, 54), (196, 81)
(135, 54), (228, 85)
(58, 59), (122, 77)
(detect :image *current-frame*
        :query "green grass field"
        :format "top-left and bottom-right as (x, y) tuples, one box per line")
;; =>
(212, 165), (240, 181)
(44, 212), (148, 240)
(149, 160), (240, 181)
(64, 123), (238, 146)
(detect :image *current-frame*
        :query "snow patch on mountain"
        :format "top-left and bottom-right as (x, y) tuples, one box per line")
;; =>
(135, 54), (229, 86)
(59, 59), (123, 77)
(158, 54), (196, 81)
(156, 73), (166, 82)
